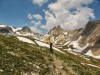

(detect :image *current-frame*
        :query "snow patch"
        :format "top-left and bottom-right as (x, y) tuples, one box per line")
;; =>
(81, 63), (100, 68)
(17, 37), (35, 44)
(80, 55), (90, 60)
(34, 37), (39, 40)
(35, 40), (49, 47)
(0, 69), (3, 72)
(35, 40), (65, 54)
(0, 24), (7, 28)
(69, 36), (89, 52)
(87, 64), (100, 68)
(63, 32), (68, 35)
(71, 41), (89, 52)
(64, 41), (71, 45)
(16, 32), (33, 36)
(77, 36), (82, 41)
(86, 50), (100, 59)
(10, 26), (21, 32)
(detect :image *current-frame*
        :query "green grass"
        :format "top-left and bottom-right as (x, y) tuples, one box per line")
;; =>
(0, 35), (54, 75)
(0, 34), (100, 75)
(54, 49), (100, 75)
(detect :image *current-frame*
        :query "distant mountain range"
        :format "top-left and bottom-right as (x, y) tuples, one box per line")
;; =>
(0, 24), (41, 39)
(0, 20), (100, 59)
(0, 21), (100, 75)
(42, 20), (100, 59)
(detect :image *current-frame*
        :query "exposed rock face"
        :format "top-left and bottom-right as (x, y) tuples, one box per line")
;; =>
(42, 20), (100, 58)
(0, 20), (100, 58)
(48, 25), (65, 36)
(18, 26), (32, 34)
(0, 25), (41, 39)
(81, 21), (96, 36)
(42, 25), (67, 45)
(42, 25), (83, 46)
(0, 28), (11, 33)
(18, 26), (42, 38)
(80, 21), (100, 56)
(21, 26), (32, 33)
(0, 25), (13, 35)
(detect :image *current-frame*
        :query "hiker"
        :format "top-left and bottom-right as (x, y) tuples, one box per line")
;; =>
(50, 42), (53, 54)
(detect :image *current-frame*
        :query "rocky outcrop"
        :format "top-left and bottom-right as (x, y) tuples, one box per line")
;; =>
(42, 20), (100, 58)
(21, 26), (32, 33)
(0, 25), (41, 39)
(42, 25), (68, 45)
(80, 21), (100, 56)
(0, 25), (13, 35)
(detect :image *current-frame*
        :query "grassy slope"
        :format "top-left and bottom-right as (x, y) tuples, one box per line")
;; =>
(55, 51), (100, 75)
(0, 34), (100, 75)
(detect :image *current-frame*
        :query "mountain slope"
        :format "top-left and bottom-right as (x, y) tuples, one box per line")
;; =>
(0, 34), (100, 75)
(42, 25), (68, 45)
(81, 21), (100, 55)
(0, 24), (41, 40)
(0, 24), (14, 35)
(42, 20), (100, 59)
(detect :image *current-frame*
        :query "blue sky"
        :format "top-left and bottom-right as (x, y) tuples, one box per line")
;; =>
(0, 0), (100, 33)
(89, 0), (100, 20)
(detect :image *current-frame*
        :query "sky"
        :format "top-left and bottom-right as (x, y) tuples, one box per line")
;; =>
(0, 0), (100, 33)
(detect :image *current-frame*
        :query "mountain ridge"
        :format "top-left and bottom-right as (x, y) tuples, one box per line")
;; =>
(0, 22), (100, 74)
(0, 20), (100, 59)
(42, 20), (100, 59)
(0, 34), (100, 75)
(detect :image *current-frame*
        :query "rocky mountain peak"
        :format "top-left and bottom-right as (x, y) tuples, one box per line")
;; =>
(0, 25), (13, 34)
(85, 21), (96, 28)
(21, 26), (32, 33)
(56, 25), (61, 29)
(81, 21), (96, 36)
(94, 20), (100, 24)
(48, 25), (64, 35)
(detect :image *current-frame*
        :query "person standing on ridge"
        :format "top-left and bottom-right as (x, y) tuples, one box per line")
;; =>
(50, 42), (53, 54)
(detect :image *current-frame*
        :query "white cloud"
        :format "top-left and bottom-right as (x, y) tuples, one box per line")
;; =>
(27, 14), (43, 27)
(32, 0), (48, 6)
(27, 13), (33, 19)
(33, 14), (43, 20)
(48, 0), (94, 12)
(42, 0), (95, 31)
(27, 13), (43, 33)
(27, 13), (43, 20)
(41, 25), (46, 29)
(31, 20), (41, 27)
(30, 26), (41, 33)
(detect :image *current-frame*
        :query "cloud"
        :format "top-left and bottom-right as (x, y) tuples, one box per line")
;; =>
(31, 14), (43, 27)
(31, 20), (41, 27)
(42, 0), (95, 31)
(33, 14), (43, 20)
(27, 13), (33, 19)
(30, 26), (41, 33)
(27, 13), (43, 20)
(32, 0), (48, 6)
(27, 13), (43, 33)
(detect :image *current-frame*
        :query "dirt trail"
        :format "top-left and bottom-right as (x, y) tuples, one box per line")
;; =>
(52, 55), (75, 75)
